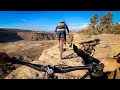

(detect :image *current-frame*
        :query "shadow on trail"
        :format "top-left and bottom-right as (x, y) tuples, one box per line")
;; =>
(73, 44), (109, 79)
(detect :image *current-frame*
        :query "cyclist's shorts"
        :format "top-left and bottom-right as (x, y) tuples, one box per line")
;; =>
(56, 31), (66, 40)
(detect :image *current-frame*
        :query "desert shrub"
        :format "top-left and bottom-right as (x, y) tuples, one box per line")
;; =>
(79, 24), (120, 35)
(79, 28), (100, 36)
(66, 34), (73, 47)
(110, 24), (120, 34)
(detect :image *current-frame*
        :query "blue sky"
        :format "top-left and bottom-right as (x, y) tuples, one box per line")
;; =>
(0, 11), (120, 31)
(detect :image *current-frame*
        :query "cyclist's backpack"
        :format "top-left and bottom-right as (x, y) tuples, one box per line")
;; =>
(57, 23), (66, 29)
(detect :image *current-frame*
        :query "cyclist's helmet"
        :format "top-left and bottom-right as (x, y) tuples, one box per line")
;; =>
(60, 20), (65, 23)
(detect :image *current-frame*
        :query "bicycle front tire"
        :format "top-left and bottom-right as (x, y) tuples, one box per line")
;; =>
(60, 38), (62, 59)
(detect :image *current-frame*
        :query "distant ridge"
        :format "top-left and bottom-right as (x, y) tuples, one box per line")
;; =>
(0, 28), (33, 32)
(0, 28), (55, 43)
(0, 28), (54, 34)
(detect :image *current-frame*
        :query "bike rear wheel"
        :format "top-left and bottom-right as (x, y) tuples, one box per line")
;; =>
(60, 38), (63, 59)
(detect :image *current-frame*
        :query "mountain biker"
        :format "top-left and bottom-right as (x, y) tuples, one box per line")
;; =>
(55, 20), (69, 50)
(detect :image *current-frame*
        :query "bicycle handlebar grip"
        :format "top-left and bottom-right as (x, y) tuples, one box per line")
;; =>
(91, 63), (104, 77)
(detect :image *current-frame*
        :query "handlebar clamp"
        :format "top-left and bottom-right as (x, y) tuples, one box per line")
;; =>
(46, 66), (54, 74)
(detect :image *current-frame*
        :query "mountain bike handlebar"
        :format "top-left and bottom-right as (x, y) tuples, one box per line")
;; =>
(9, 57), (104, 79)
